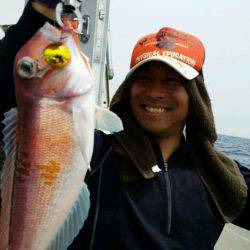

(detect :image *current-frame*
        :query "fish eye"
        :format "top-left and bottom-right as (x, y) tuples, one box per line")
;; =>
(17, 57), (37, 78)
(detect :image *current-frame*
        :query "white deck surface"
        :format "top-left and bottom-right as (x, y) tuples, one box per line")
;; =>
(215, 224), (250, 250)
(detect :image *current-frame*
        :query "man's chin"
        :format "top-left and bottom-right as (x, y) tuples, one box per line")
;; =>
(140, 124), (185, 139)
(141, 125), (170, 138)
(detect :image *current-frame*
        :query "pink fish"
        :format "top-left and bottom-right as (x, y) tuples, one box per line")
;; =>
(0, 22), (122, 250)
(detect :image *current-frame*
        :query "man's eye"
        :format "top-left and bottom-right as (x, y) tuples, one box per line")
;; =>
(164, 79), (182, 86)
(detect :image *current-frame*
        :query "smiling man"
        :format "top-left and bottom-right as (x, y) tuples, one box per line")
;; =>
(89, 26), (250, 249)
(0, 1), (250, 249)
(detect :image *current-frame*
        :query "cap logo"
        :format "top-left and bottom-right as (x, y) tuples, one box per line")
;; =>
(157, 27), (201, 49)
(156, 38), (176, 50)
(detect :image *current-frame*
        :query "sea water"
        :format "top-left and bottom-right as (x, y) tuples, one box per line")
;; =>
(215, 134), (250, 169)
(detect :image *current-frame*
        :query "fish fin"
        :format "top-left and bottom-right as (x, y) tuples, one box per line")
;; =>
(95, 106), (123, 133)
(0, 108), (18, 249)
(72, 105), (95, 168)
(47, 182), (90, 250)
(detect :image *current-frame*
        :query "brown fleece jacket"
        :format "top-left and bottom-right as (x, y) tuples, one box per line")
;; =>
(110, 74), (248, 223)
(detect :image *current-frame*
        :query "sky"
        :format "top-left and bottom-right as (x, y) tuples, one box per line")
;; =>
(1, 0), (250, 138)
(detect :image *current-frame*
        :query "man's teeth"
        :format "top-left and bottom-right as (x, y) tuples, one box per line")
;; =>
(145, 106), (165, 113)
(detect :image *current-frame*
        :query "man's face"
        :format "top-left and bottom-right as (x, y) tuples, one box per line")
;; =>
(130, 61), (189, 138)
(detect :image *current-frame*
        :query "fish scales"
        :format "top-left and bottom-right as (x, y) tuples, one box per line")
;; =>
(10, 104), (83, 249)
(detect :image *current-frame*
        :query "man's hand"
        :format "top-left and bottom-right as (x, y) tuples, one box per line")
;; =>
(32, 1), (58, 21)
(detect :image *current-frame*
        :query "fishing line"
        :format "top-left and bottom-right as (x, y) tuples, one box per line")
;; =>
(88, 145), (113, 250)
(85, 145), (113, 181)
(89, 162), (102, 250)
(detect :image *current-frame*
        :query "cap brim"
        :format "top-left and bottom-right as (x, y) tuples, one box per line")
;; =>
(126, 56), (199, 80)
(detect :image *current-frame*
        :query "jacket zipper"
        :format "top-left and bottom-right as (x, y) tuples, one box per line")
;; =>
(164, 161), (172, 234)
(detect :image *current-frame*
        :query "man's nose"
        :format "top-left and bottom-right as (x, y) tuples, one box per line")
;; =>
(146, 81), (167, 99)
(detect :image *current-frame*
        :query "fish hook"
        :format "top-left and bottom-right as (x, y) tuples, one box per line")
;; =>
(55, 0), (83, 34)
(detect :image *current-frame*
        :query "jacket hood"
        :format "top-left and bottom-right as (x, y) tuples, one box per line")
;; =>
(109, 74), (247, 223)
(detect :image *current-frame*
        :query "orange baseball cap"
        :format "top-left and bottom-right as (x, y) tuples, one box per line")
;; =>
(127, 27), (205, 80)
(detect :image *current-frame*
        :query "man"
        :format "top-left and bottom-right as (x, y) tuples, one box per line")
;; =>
(0, 1), (249, 249)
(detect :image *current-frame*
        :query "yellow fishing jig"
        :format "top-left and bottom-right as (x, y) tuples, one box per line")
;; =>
(43, 43), (71, 68)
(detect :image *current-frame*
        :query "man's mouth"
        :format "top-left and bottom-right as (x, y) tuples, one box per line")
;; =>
(142, 105), (172, 113)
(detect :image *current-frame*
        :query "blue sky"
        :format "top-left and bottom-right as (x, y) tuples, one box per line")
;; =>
(1, 0), (250, 138)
